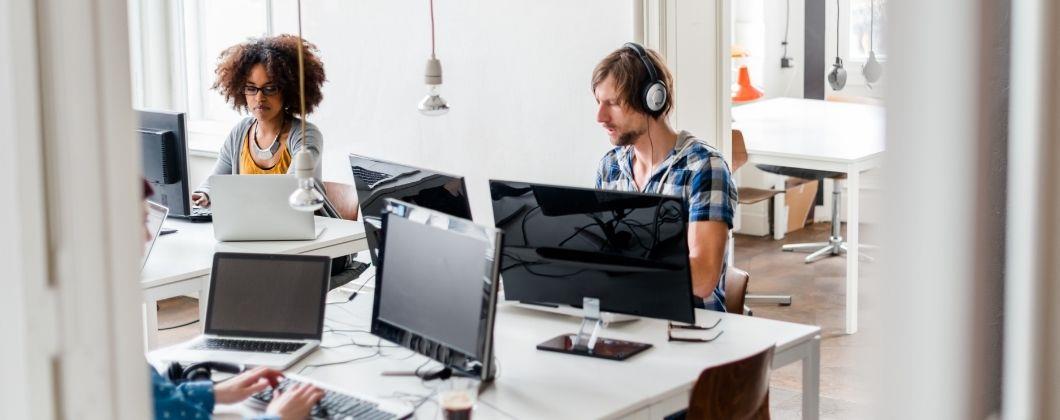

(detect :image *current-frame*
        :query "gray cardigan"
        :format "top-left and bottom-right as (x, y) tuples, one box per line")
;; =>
(194, 116), (323, 196)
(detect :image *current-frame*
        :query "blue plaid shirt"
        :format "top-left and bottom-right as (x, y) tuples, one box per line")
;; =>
(594, 131), (737, 311)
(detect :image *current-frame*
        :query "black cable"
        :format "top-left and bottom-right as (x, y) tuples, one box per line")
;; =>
(297, 349), (381, 374)
(158, 319), (199, 331)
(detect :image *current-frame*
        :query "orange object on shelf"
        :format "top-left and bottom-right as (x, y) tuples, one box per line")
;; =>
(732, 65), (764, 103)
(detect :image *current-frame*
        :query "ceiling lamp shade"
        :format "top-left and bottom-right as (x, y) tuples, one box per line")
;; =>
(732, 65), (764, 103)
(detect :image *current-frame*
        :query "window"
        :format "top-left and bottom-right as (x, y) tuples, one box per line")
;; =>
(848, 0), (886, 61)
(181, 0), (271, 125)
(128, 0), (272, 151)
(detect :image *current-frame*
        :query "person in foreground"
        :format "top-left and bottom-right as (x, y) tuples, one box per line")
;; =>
(192, 34), (327, 208)
(591, 43), (738, 312)
(143, 180), (323, 419)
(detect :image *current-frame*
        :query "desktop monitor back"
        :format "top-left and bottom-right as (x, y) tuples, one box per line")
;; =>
(372, 199), (501, 381)
(137, 109), (193, 218)
(489, 180), (696, 324)
(348, 154), (473, 266)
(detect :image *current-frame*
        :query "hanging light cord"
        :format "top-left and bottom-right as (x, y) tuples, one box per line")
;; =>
(869, 0), (874, 52)
(429, 0), (436, 58)
(835, 0), (841, 58)
(295, 0), (307, 152)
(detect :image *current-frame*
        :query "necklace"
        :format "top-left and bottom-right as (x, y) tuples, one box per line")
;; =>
(251, 120), (283, 160)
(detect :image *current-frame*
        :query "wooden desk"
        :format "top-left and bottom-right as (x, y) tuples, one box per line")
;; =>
(732, 97), (885, 334)
(140, 216), (367, 349)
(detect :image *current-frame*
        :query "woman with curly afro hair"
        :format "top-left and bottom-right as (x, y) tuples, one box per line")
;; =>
(192, 34), (327, 207)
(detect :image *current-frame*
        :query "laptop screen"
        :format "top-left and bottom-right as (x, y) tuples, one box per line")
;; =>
(205, 253), (330, 340)
(141, 200), (168, 271)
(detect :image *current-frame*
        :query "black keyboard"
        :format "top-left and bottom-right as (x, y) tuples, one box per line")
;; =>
(192, 338), (303, 354)
(351, 166), (392, 186)
(251, 377), (399, 420)
(173, 206), (212, 222)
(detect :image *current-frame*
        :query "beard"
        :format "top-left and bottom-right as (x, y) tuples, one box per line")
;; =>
(613, 127), (645, 147)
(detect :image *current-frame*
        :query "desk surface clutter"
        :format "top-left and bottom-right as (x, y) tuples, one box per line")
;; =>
(148, 216), (821, 420)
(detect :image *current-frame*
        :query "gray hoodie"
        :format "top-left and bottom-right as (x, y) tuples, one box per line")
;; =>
(194, 116), (323, 197)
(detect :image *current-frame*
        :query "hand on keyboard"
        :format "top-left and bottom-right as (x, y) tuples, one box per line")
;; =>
(215, 366), (284, 404)
(265, 382), (325, 420)
(251, 377), (400, 420)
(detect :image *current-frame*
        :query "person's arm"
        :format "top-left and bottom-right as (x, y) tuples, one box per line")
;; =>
(192, 121), (244, 206)
(687, 221), (730, 298)
(287, 120), (323, 182)
(150, 366), (215, 419)
(685, 153), (738, 299)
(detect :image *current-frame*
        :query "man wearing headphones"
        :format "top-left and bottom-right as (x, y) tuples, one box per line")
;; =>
(592, 43), (738, 312)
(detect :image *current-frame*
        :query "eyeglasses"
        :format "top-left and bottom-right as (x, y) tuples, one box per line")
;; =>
(242, 85), (281, 97)
(667, 318), (724, 343)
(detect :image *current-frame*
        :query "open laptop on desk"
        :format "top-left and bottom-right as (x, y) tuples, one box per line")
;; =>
(209, 175), (325, 241)
(349, 154), (473, 266)
(141, 200), (169, 272)
(159, 252), (329, 369)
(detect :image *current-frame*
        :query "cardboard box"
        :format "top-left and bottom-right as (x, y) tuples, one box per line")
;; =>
(784, 179), (819, 233)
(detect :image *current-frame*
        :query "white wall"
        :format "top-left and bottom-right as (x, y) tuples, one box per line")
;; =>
(260, 0), (633, 222)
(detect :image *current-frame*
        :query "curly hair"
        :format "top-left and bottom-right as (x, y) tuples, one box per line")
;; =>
(212, 34), (327, 115)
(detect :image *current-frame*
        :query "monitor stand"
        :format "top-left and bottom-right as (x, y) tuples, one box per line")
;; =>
(535, 298), (652, 361)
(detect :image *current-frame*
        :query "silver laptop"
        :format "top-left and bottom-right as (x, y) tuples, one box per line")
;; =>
(142, 200), (169, 271)
(162, 252), (330, 369)
(209, 174), (325, 241)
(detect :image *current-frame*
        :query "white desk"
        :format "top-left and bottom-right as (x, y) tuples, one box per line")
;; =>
(210, 293), (821, 419)
(140, 216), (367, 349)
(732, 97), (885, 334)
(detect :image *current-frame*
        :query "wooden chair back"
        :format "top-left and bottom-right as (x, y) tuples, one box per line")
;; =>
(323, 181), (360, 221)
(686, 346), (775, 420)
(732, 129), (749, 172)
(725, 267), (750, 315)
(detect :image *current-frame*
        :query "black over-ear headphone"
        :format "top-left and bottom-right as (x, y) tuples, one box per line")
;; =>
(623, 42), (668, 116)
(165, 361), (244, 383)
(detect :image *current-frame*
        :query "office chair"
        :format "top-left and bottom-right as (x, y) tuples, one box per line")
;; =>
(731, 130), (791, 306)
(320, 181), (370, 290)
(323, 181), (360, 221)
(724, 267), (751, 315)
(667, 346), (775, 420)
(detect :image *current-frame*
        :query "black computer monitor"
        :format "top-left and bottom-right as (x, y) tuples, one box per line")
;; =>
(371, 199), (501, 381)
(137, 109), (202, 220)
(349, 154), (473, 266)
(489, 180), (696, 360)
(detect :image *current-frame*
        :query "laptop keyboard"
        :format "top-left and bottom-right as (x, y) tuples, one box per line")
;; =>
(251, 377), (400, 420)
(192, 338), (303, 354)
(352, 166), (391, 186)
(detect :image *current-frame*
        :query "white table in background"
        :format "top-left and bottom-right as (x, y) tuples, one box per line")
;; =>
(260, 294), (822, 420)
(732, 97), (885, 334)
(140, 216), (367, 349)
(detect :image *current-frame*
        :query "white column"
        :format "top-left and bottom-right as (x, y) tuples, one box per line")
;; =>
(0, 0), (150, 418)
(1003, 0), (1060, 417)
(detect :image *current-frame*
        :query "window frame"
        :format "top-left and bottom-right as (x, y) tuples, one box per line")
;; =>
(129, 0), (274, 154)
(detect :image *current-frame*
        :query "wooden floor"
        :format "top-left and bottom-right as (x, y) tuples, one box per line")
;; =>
(156, 221), (871, 419)
(736, 222), (872, 419)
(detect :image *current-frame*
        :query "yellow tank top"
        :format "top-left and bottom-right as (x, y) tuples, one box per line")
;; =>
(239, 127), (291, 175)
